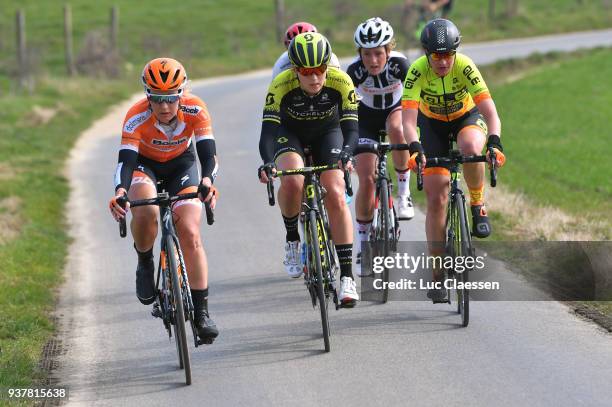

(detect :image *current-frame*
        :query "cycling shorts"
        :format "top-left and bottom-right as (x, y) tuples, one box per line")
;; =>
(272, 125), (343, 166)
(356, 101), (402, 149)
(132, 144), (200, 196)
(418, 107), (487, 170)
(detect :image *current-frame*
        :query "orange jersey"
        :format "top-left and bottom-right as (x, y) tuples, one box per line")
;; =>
(120, 94), (213, 162)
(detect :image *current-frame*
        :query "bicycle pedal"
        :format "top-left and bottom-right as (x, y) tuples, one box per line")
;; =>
(432, 298), (450, 304)
(151, 304), (162, 318)
(197, 337), (215, 345)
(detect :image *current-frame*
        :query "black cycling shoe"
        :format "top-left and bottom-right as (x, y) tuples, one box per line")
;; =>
(194, 309), (219, 342)
(136, 257), (156, 305)
(427, 288), (448, 303)
(471, 204), (491, 238)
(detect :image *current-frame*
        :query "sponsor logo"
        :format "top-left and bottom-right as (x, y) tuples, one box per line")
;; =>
(462, 65), (481, 86)
(180, 105), (201, 115)
(331, 148), (341, 154)
(277, 137), (288, 144)
(180, 175), (189, 185)
(152, 138), (188, 146)
(123, 111), (151, 133)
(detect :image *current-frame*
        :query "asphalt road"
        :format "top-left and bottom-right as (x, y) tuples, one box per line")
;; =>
(56, 30), (612, 406)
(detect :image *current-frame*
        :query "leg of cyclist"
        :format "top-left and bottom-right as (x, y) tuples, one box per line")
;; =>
(172, 193), (218, 340)
(418, 115), (452, 301)
(317, 129), (358, 305)
(457, 122), (489, 238)
(423, 168), (451, 301)
(276, 151), (305, 278)
(321, 169), (358, 305)
(386, 108), (413, 220)
(128, 170), (159, 305)
(354, 148), (376, 277)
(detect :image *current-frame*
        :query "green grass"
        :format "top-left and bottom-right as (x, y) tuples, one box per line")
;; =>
(487, 47), (612, 222)
(0, 79), (132, 388)
(1, 0), (610, 80)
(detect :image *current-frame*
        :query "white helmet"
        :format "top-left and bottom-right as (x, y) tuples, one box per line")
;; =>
(354, 17), (394, 48)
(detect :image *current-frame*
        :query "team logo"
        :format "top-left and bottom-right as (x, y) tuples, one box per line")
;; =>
(277, 136), (288, 144)
(347, 90), (357, 104)
(266, 92), (275, 106)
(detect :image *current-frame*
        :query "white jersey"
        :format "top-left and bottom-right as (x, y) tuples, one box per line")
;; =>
(272, 51), (341, 79)
(346, 50), (410, 110)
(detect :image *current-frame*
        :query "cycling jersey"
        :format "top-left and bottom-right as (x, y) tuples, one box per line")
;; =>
(346, 51), (409, 110)
(114, 93), (217, 192)
(272, 51), (341, 79)
(401, 53), (491, 121)
(259, 67), (359, 163)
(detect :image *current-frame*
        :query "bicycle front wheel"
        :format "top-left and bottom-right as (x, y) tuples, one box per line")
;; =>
(308, 211), (331, 352)
(166, 235), (192, 384)
(454, 195), (470, 327)
(376, 179), (391, 303)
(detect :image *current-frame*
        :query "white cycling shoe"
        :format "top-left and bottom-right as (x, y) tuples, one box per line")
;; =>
(398, 195), (415, 220)
(284, 241), (303, 278)
(339, 276), (359, 305)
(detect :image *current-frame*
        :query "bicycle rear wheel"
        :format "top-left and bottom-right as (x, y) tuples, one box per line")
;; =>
(309, 211), (330, 352)
(166, 235), (192, 384)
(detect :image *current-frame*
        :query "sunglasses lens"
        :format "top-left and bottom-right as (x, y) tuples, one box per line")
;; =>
(431, 51), (456, 60)
(297, 65), (326, 76)
(149, 95), (180, 103)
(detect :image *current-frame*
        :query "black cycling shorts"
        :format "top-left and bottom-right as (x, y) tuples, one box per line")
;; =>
(417, 107), (487, 169)
(133, 143), (200, 196)
(356, 102), (401, 149)
(272, 125), (343, 165)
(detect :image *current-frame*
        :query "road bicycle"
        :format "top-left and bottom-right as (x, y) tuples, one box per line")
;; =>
(265, 149), (352, 352)
(419, 144), (497, 327)
(355, 140), (416, 303)
(118, 183), (214, 385)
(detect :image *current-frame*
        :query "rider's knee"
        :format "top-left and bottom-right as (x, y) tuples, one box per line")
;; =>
(132, 206), (157, 225)
(177, 225), (202, 251)
(280, 176), (303, 196)
(427, 193), (448, 213)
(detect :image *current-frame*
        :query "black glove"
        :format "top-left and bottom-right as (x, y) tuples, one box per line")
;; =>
(258, 162), (276, 179)
(486, 134), (503, 152)
(338, 146), (353, 168)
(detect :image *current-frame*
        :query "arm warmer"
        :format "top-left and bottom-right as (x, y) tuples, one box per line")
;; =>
(115, 149), (138, 192)
(259, 121), (279, 163)
(340, 119), (359, 154)
(196, 138), (218, 183)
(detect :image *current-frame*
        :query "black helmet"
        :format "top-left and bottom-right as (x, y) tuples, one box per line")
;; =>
(420, 18), (461, 53)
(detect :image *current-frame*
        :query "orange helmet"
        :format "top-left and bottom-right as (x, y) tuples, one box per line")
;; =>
(141, 57), (187, 95)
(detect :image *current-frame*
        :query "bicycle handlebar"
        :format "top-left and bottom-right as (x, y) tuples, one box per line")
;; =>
(353, 142), (411, 155)
(426, 152), (497, 188)
(118, 185), (215, 238)
(266, 164), (352, 206)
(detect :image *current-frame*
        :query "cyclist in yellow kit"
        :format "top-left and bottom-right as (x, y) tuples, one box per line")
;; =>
(401, 19), (505, 301)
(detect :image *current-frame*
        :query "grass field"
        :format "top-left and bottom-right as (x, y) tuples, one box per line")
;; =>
(0, 0), (611, 393)
(1, 0), (610, 80)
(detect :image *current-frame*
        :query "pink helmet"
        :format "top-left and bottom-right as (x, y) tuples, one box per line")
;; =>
(284, 21), (318, 47)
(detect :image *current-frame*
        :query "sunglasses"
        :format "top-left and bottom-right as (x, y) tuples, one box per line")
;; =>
(429, 51), (456, 61)
(148, 94), (180, 104)
(296, 64), (327, 76)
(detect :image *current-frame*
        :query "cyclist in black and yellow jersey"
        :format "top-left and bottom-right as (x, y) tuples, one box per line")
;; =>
(258, 32), (360, 306)
(401, 19), (505, 300)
